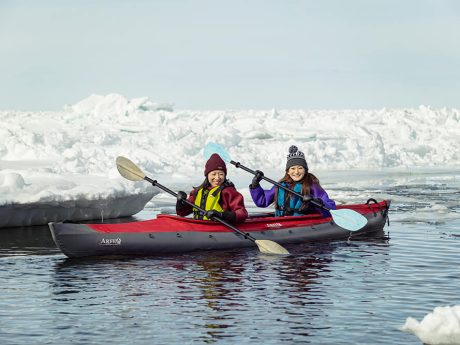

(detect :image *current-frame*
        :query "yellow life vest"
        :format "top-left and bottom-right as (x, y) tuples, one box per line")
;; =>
(193, 186), (224, 220)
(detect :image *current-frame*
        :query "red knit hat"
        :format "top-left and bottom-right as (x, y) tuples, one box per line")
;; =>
(204, 153), (227, 176)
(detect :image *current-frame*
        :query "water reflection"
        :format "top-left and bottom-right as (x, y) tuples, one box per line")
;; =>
(0, 224), (59, 257)
(186, 246), (340, 341)
(48, 245), (341, 343)
(191, 253), (245, 341)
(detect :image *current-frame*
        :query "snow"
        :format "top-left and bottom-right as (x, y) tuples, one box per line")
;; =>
(1, 93), (460, 227)
(401, 306), (460, 345)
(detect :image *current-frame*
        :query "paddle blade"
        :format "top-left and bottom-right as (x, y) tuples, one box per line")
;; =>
(203, 142), (232, 163)
(255, 240), (290, 255)
(330, 209), (368, 231)
(116, 156), (146, 181)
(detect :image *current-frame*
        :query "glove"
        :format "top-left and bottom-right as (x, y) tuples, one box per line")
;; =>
(249, 170), (264, 189)
(205, 210), (223, 220)
(222, 211), (236, 223)
(176, 191), (188, 206)
(205, 210), (236, 223)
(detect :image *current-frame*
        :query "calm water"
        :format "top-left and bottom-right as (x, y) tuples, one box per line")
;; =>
(1, 170), (459, 345)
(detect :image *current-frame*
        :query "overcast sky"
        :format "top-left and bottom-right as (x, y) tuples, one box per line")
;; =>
(1, 0), (459, 110)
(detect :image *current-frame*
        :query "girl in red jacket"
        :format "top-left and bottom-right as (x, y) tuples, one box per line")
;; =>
(176, 153), (248, 224)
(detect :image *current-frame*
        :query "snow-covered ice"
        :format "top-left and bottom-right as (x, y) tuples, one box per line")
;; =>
(1, 93), (460, 227)
(401, 306), (460, 345)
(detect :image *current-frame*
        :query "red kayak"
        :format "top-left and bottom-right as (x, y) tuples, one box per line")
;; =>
(49, 199), (390, 258)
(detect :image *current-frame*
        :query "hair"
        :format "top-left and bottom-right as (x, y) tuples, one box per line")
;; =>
(274, 171), (321, 210)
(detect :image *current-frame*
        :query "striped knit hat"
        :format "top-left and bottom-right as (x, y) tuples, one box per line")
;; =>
(285, 145), (308, 171)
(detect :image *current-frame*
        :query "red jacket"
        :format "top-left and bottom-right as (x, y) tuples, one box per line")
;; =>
(176, 185), (248, 223)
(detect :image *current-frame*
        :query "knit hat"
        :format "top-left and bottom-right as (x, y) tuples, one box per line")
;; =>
(204, 153), (227, 176)
(285, 145), (308, 171)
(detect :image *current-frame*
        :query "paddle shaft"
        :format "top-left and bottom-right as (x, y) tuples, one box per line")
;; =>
(143, 176), (257, 242)
(231, 160), (330, 211)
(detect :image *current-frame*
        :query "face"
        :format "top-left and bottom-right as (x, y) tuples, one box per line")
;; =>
(207, 170), (226, 187)
(287, 165), (305, 182)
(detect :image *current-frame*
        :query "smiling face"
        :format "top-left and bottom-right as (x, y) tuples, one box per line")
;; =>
(287, 165), (306, 182)
(207, 170), (226, 187)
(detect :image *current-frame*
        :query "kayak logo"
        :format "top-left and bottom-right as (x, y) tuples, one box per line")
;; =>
(266, 223), (282, 229)
(99, 238), (122, 246)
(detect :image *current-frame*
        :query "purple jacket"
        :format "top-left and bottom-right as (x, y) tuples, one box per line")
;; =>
(250, 184), (336, 217)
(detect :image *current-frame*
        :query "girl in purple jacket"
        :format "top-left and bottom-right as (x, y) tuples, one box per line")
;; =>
(249, 146), (336, 217)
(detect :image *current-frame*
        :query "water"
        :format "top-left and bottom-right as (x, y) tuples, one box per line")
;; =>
(1, 170), (459, 345)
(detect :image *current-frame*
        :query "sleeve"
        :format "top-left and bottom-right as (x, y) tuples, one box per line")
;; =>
(220, 188), (248, 223)
(176, 190), (196, 217)
(311, 184), (336, 217)
(250, 185), (276, 208)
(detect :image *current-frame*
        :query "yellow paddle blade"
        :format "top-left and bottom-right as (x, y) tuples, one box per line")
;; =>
(255, 240), (290, 255)
(116, 156), (146, 181)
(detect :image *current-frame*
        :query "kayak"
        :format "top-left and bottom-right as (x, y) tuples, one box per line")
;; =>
(49, 199), (390, 258)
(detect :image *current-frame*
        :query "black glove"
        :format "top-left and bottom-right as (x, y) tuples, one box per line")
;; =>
(205, 210), (223, 220)
(176, 191), (188, 206)
(249, 170), (264, 189)
(205, 210), (236, 223)
(222, 211), (236, 223)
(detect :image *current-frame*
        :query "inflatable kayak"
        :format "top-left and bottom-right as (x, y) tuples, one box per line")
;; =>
(49, 199), (390, 258)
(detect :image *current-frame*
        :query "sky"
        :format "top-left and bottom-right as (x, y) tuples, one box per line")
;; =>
(1, 0), (460, 111)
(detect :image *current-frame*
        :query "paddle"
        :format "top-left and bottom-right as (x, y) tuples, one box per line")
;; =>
(115, 156), (290, 255)
(204, 142), (368, 232)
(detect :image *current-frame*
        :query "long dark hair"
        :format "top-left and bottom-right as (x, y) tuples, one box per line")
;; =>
(274, 172), (321, 210)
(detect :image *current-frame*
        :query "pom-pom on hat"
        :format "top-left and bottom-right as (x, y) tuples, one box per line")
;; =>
(286, 145), (308, 171)
(204, 153), (227, 176)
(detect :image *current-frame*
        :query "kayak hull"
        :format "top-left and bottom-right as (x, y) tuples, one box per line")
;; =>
(49, 200), (390, 258)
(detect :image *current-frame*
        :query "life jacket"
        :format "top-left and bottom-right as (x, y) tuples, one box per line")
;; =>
(193, 185), (225, 220)
(275, 182), (306, 216)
